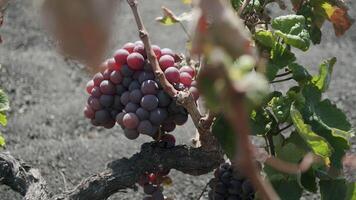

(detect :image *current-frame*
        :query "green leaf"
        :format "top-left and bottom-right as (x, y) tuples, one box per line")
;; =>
(212, 116), (236, 159)
(230, 0), (242, 10)
(250, 109), (273, 135)
(276, 142), (306, 163)
(0, 89), (10, 112)
(0, 133), (5, 148)
(312, 57), (337, 92)
(290, 103), (332, 158)
(272, 15), (311, 51)
(197, 75), (221, 112)
(267, 42), (296, 81)
(0, 112), (7, 126)
(320, 179), (356, 200)
(300, 168), (318, 193)
(255, 30), (275, 48)
(288, 63), (312, 84)
(268, 95), (293, 123)
(271, 179), (303, 200)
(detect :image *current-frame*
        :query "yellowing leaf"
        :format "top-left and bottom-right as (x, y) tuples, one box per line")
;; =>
(156, 7), (192, 26)
(0, 133), (5, 147)
(182, 0), (192, 4)
(0, 112), (7, 126)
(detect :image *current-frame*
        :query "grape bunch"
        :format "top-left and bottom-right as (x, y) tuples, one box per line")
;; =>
(138, 167), (173, 200)
(208, 162), (255, 200)
(84, 41), (199, 140)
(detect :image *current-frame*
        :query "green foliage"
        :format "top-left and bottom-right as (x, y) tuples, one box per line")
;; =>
(320, 179), (356, 200)
(0, 89), (9, 148)
(212, 116), (236, 159)
(312, 57), (336, 92)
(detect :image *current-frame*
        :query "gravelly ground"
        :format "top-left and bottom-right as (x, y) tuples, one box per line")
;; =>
(0, 1), (355, 200)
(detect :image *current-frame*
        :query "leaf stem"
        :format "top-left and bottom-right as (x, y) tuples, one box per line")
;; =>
(270, 76), (293, 83)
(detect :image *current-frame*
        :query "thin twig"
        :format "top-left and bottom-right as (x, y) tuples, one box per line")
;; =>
(179, 21), (191, 40)
(270, 76), (293, 83)
(196, 179), (210, 200)
(59, 170), (68, 192)
(279, 123), (293, 133)
(275, 71), (292, 77)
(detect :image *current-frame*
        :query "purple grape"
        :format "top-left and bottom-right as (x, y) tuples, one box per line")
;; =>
(144, 62), (153, 72)
(137, 120), (154, 135)
(99, 95), (114, 107)
(94, 109), (111, 124)
(133, 71), (142, 80)
(122, 77), (133, 88)
(168, 102), (180, 114)
(116, 112), (126, 125)
(173, 113), (188, 125)
(143, 184), (156, 195)
(88, 97), (102, 111)
(124, 128), (139, 140)
(151, 190), (164, 200)
(90, 118), (100, 126)
(123, 113), (139, 129)
(104, 120), (116, 129)
(129, 89), (143, 104)
(116, 85), (126, 95)
(113, 95), (124, 110)
(111, 110), (119, 119)
(93, 72), (104, 86)
(141, 80), (159, 95)
(110, 70), (123, 84)
(125, 102), (139, 113)
(91, 86), (102, 97)
(84, 105), (95, 119)
(100, 80), (116, 95)
(102, 69), (113, 80)
(140, 95), (159, 111)
(149, 108), (168, 125)
(120, 64), (134, 77)
(136, 108), (149, 120)
(162, 120), (176, 132)
(138, 71), (155, 84)
(160, 134), (175, 148)
(120, 91), (130, 105)
(129, 80), (140, 91)
(157, 91), (171, 107)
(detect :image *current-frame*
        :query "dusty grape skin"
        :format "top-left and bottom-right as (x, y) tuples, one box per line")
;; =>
(179, 66), (195, 77)
(110, 70), (123, 84)
(128, 80), (141, 91)
(136, 108), (150, 120)
(140, 95), (159, 111)
(158, 55), (175, 71)
(99, 95), (114, 108)
(124, 128), (139, 140)
(122, 42), (135, 53)
(127, 52), (145, 70)
(179, 72), (193, 86)
(122, 113), (139, 129)
(91, 86), (102, 98)
(125, 102), (139, 113)
(94, 109), (111, 124)
(120, 91), (130, 105)
(137, 120), (153, 135)
(129, 89), (143, 104)
(160, 48), (174, 57)
(99, 80), (116, 95)
(86, 80), (94, 94)
(138, 71), (155, 84)
(107, 58), (120, 71)
(149, 108), (168, 125)
(133, 45), (146, 58)
(164, 67), (180, 83)
(189, 86), (199, 101)
(141, 80), (159, 95)
(113, 49), (129, 66)
(152, 44), (161, 59)
(120, 64), (134, 77)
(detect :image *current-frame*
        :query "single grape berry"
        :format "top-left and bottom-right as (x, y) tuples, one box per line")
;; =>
(189, 86), (200, 101)
(100, 95), (114, 107)
(110, 70), (123, 84)
(86, 80), (94, 94)
(100, 80), (116, 95)
(122, 113), (139, 129)
(149, 108), (168, 125)
(102, 69), (112, 80)
(141, 95), (159, 111)
(94, 109), (111, 125)
(93, 72), (104, 86)
(125, 102), (139, 113)
(161, 48), (174, 57)
(127, 53), (145, 71)
(134, 40), (143, 46)
(160, 134), (176, 148)
(129, 80), (141, 91)
(122, 77), (133, 88)
(88, 97), (102, 111)
(157, 91), (171, 107)
(164, 67), (180, 83)
(124, 128), (139, 140)
(120, 65), (134, 77)
(122, 42), (135, 53)
(179, 66), (195, 77)
(133, 45), (147, 58)
(116, 112), (126, 125)
(129, 89), (143, 104)
(91, 86), (102, 97)
(138, 71), (155, 84)
(104, 120), (116, 129)
(141, 80), (159, 95)
(137, 120), (154, 135)
(136, 107), (150, 120)
(107, 58), (120, 71)
(120, 91), (130, 105)
(152, 45), (161, 59)
(162, 120), (176, 132)
(114, 49), (129, 66)
(173, 113), (188, 125)
(159, 55), (175, 71)
(84, 105), (95, 119)
(179, 72), (193, 86)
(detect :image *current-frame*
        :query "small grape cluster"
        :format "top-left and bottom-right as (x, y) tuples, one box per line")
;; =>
(84, 41), (199, 140)
(138, 167), (173, 200)
(208, 163), (255, 200)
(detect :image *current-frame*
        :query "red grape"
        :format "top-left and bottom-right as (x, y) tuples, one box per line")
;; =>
(86, 80), (94, 94)
(104, 120), (116, 129)
(164, 67), (180, 83)
(134, 40), (143, 46)
(100, 80), (116, 95)
(180, 72), (193, 86)
(161, 48), (174, 57)
(152, 45), (161, 58)
(110, 70), (123, 84)
(116, 112), (126, 125)
(107, 58), (120, 71)
(93, 72), (104, 86)
(180, 66), (195, 77)
(91, 86), (102, 97)
(124, 128), (139, 140)
(88, 97), (102, 111)
(133, 45), (146, 58)
(189, 86), (199, 101)
(127, 52), (145, 70)
(123, 113), (139, 129)
(114, 49), (129, 66)
(162, 120), (176, 132)
(102, 69), (113, 80)
(84, 105), (95, 119)
(160, 134), (176, 148)
(159, 55), (175, 71)
(123, 42), (135, 53)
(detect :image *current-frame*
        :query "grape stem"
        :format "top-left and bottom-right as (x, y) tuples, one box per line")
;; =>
(126, 0), (219, 151)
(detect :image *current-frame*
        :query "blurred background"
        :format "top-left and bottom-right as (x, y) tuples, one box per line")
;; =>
(0, 0), (354, 199)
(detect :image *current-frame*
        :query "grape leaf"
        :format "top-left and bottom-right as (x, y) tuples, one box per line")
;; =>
(288, 63), (312, 84)
(0, 89), (9, 112)
(212, 116), (236, 159)
(0, 133), (5, 148)
(0, 112), (7, 126)
(272, 15), (311, 51)
(271, 179), (303, 200)
(290, 103), (332, 159)
(300, 168), (318, 193)
(255, 30), (275, 48)
(231, 0), (243, 11)
(320, 179), (356, 200)
(268, 95), (293, 123)
(267, 42), (296, 81)
(250, 109), (273, 135)
(312, 57), (336, 92)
